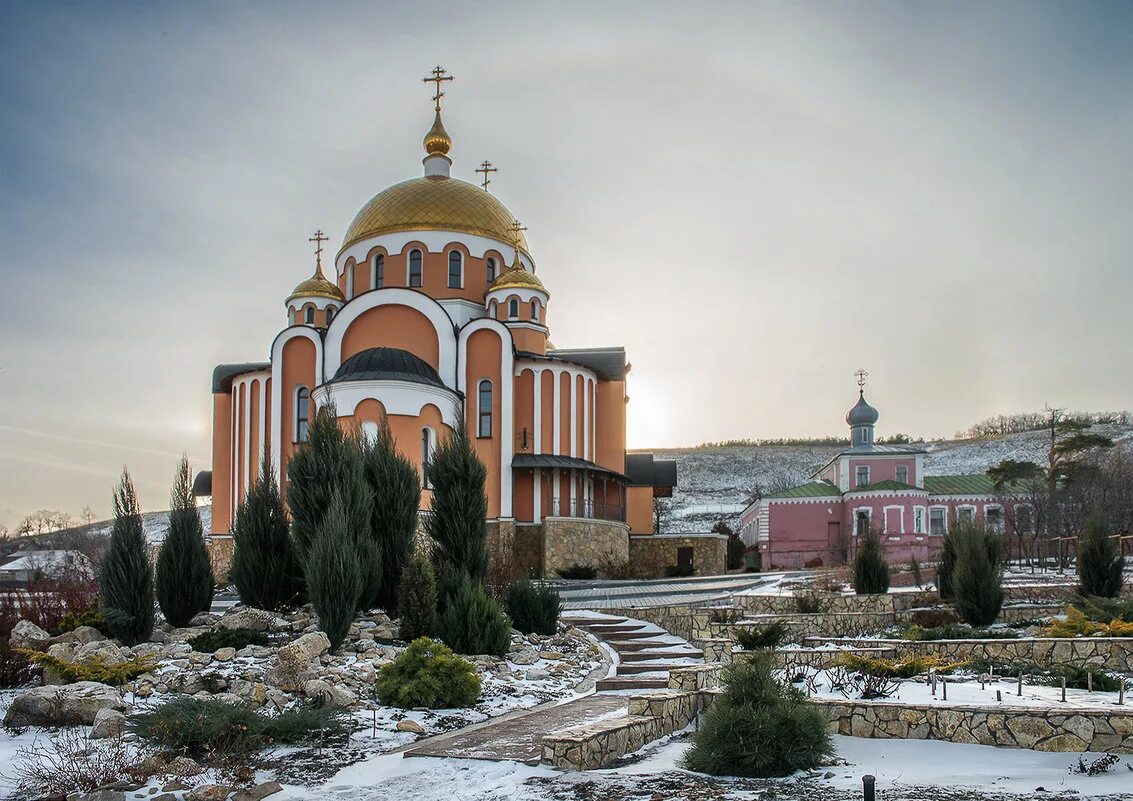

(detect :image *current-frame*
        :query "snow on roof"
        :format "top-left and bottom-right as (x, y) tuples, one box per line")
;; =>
(0, 550), (90, 571)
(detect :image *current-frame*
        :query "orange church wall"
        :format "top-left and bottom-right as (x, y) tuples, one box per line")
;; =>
(510, 327), (546, 354)
(211, 392), (233, 535)
(594, 379), (626, 473)
(340, 398), (442, 510)
(514, 470), (534, 522)
(558, 371), (571, 456)
(514, 370), (535, 455)
(540, 370), (554, 454)
(465, 328), (503, 518)
(626, 485), (654, 535)
(575, 374), (585, 458)
(341, 305), (440, 371)
(279, 336), (317, 500)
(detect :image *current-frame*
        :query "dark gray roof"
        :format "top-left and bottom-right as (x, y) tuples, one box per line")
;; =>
(212, 362), (271, 393)
(512, 454), (630, 482)
(192, 470), (212, 497)
(517, 347), (628, 380)
(330, 347), (444, 388)
(625, 453), (678, 488)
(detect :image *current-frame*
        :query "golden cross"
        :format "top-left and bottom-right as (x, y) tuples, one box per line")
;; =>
(475, 160), (497, 191)
(854, 368), (869, 389)
(508, 219), (527, 251)
(422, 65), (454, 111)
(309, 229), (329, 270)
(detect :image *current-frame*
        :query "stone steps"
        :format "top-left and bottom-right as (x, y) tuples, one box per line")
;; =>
(595, 675), (671, 691)
(615, 662), (693, 676)
(617, 649), (704, 662)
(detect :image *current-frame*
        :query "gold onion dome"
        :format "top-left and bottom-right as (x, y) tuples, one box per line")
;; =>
(490, 265), (548, 296)
(288, 268), (344, 304)
(423, 110), (452, 156)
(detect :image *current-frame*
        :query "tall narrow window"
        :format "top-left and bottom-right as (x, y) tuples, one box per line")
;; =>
(855, 510), (870, 536)
(325, 306), (335, 324)
(531, 299), (539, 320)
(373, 254), (384, 289)
(489, 300), (498, 318)
(508, 298), (518, 319)
(895, 465), (908, 484)
(914, 507), (925, 533)
(478, 380), (493, 437)
(421, 428), (432, 488)
(296, 387), (310, 443)
(487, 257), (496, 283)
(855, 464), (869, 487)
(448, 250), (462, 288)
(304, 307), (314, 325)
(409, 249), (423, 287)
(930, 508), (946, 535)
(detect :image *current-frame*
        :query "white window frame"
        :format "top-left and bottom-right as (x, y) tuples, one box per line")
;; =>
(956, 505), (977, 525)
(855, 464), (870, 488)
(913, 505), (926, 534)
(882, 504), (905, 534)
(928, 505), (948, 536)
(508, 298), (519, 320)
(984, 504), (1004, 532)
(447, 250), (463, 289)
(304, 306), (314, 325)
(372, 253), (385, 289)
(852, 507), (872, 537)
(477, 379), (493, 438)
(294, 385), (311, 443)
(408, 249), (423, 287)
(895, 465), (909, 485)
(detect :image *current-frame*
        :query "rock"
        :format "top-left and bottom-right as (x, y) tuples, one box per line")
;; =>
(70, 625), (107, 645)
(47, 642), (80, 662)
(510, 649), (539, 666)
(213, 647), (237, 662)
(232, 782), (283, 801)
(76, 639), (128, 667)
(302, 679), (354, 708)
(396, 719), (425, 734)
(189, 612), (217, 627)
(186, 785), (234, 801)
(80, 790), (126, 801)
(219, 608), (276, 632)
(266, 632), (330, 690)
(525, 668), (550, 681)
(153, 795), (178, 801)
(165, 758), (203, 778)
(236, 645), (272, 659)
(10, 619), (51, 650)
(4, 681), (125, 727)
(90, 707), (126, 739)
(538, 651), (564, 660)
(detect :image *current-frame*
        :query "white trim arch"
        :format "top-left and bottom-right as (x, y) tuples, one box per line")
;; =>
(311, 379), (462, 428)
(269, 326), (325, 482)
(458, 318), (515, 518)
(336, 231), (535, 276)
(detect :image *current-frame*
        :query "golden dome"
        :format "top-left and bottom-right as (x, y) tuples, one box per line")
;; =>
(489, 265), (549, 296)
(423, 110), (452, 156)
(287, 269), (344, 304)
(341, 175), (532, 253)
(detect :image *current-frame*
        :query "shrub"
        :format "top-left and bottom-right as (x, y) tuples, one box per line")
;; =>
(186, 628), (268, 653)
(708, 608), (742, 625)
(910, 557), (923, 588)
(901, 624), (1019, 641)
(597, 551), (645, 580)
(20, 650), (156, 685)
(506, 579), (561, 636)
(832, 652), (966, 678)
(362, 419), (421, 614)
(230, 449), (304, 612)
(13, 729), (145, 798)
(375, 637), (481, 709)
(852, 530), (890, 595)
(435, 576), (511, 657)
(1077, 515), (1124, 599)
(555, 564), (597, 580)
(0, 642), (35, 688)
(1037, 664), (1122, 692)
(951, 522), (1003, 627)
(937, 532), (958, 600)
(1075, 595), (1133, 623)
(155, 457), (215, 627)
(99, 469), (155, 646)
(129, 696), (345, 762)
(397, 554), (437, 642)
(909, 608), (960, 628)
(425, 423), (490, 605)
(306, 491), (366, 652)
(681, 652), (833, 777)
(735, 620), (789, 650)
(795, 593), (826, 614)
(1042, 606), (1133, 638)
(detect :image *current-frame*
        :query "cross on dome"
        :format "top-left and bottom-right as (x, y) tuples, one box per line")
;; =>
(308, 229), (329, 271)
(476, 160), (497, 191)
(422, 65), (454, 111)
(854, 368), (869, 390)
(508, 219), (528, 267)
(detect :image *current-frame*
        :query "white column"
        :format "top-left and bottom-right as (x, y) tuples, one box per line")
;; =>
(552, 369), (561, 456)
(533, 467), (541, 520)
(258, 377), (267, 469)
(570, 371), (577, 458)
(583, 378), (590, 461)
(533, 369), (542, 454)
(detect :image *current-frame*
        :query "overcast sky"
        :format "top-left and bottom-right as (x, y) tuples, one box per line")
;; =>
(1, 1), (1131, 526)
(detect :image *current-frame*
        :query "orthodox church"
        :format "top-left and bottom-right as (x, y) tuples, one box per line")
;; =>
(738, 377), (1032, 569)
(196, 69), (720, 579)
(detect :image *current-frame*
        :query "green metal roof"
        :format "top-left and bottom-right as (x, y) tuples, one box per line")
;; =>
(924, 475), (999, 495)
(849, 480), (923, 494)
(766, 481), (843, 499)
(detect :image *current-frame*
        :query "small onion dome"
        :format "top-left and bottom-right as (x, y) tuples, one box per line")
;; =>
(846, 391), (880, 426)
(423, 110), (452, 156)
(287, 269), (344, 304)
(489, 266), (549, 296)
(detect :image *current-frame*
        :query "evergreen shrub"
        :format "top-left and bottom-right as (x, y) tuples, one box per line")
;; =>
(505, 579), (561, 636)
(435, 576), (510, 657)
(937, 532), (957, 600)
(20, 650), (156, 685)
(52, 601), (107, 637)
(951, 522), (1003, 627)
(1077, 515), (1124, 599)
(681, 651), (833, 777)
(306, 492), (365, 652)
(362, 419), (421, 614)
(155, 457), (215, 627)
(186, 628), (268, 653)
(852, 530), (890, 595)
(375, 637), (481, 709)
(99, 469), (155, 646)
(397, 554), (437, 642)
(735, 620), (789, 650)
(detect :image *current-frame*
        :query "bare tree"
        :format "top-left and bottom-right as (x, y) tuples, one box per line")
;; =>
(80, 506), (96, 527)
(16, 510), (75, 537)
(653, 496), (673, 534)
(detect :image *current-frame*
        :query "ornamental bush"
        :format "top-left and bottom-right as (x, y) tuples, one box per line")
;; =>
(361, 419), (421, 615)
(425, 423), (490, 605)
(937, 531), (958, 600)
(435, 575), (511, 657)
(852, 530), (890, 595)
(229, 450), (304, 612)
(375, 637), (481, 709)
(185, 628), (268, 653)
(506, 579), (561, 636)
(735, 620), (789, 650)
(19, 650), (156, 686)
(397, 553), (437, 642)
(306, 491), (365, 652)
(951, 521), (1004, 628)
(1077, 515), (1124, 599)
(155, 457), (214, 628)
(681, 651), (833, 777)
(99, 469), (154, 646)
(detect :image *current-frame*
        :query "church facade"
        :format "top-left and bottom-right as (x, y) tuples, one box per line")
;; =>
(738, 384), (1033, 569)
(197, 71), (718, 579)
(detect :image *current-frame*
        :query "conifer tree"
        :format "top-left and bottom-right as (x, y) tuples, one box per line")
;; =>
(937, 530), (957, 600)
(100, 468), (155, 645)
(362, 418), (421, 614)
(952, 521), (1004, 627)
(1077, 514), (1124, 598)
(307, 491), (365, 651)
(230, 449), (304, 611)
(397, 552), (437, 641)
(435, 574), (510, 657)
(155, 457), (215, 627)
(425, 422), (490, 604)
(852, 529), (890, 595)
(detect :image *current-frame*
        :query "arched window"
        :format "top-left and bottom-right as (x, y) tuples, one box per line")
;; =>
(447, 250), (462, 289)
(477, 380), (493, 438)
(408, 249), (423, 287)
(304, 306), (314, 325)
(325, 306), (335, 324)
(486, 257), (497, 283)
(508, 298), (518, 319)
(421, 428), (433, 488)
(295, 387), (310, 443)
(289, 308), (297, 325)
(373, 254), (385, 289)
(530, 299), (539, 321)
(489, 300), (497, 318)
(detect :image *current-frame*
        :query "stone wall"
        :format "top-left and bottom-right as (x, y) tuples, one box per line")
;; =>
(205, 538), (234, 585)
(485, 519), (516, 584)
(542, 518), (629, 576)
(628, 534), (727, 578)
(814, 698), (1133, 753)
(514, 524), (544, 578)
(735, 612), (898, 640)
(811, 637), (1133, 672)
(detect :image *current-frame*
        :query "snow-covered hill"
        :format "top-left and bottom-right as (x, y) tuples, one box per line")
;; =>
(84, 506), (213, 546)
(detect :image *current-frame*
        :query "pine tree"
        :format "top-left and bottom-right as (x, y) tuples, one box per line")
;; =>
(397, 553), (437, 641)
(155, 457), (215, 627)
(425, 423), (490, 604)
(952, 521), (1004, 627)
(937, 531), (957, 600)
(1077, 515), (1124, 598)
(852, 529), (890, 595)
(362, 418), (421, 614)
(230, 449), (304, 611)
(100, 468), (155, 645)
(307, 491), (365, 652)
(435, 574), (510, 657)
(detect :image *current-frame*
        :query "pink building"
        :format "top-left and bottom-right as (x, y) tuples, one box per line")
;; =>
(739, 386), (1030, 569)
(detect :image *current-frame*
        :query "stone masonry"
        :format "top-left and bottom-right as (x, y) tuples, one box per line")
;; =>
(542, 518), (629, 576)
(813, 636), (1133, 672)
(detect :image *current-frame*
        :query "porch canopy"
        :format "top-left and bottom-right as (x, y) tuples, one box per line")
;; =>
(512, 454), (630, 522)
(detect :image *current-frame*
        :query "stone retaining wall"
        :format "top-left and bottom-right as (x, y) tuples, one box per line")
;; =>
(543, 518), (629, 576)
(771, 646), (899, 672)
(514, 524), (543, 578)
(628, 534), (727, 579)
(814, 698), (1133, 753)
(668, 664), (723, 692)
(595, 605), (729, 642)
(735, 611), (898, 640)
(809, 637), (1133, 672)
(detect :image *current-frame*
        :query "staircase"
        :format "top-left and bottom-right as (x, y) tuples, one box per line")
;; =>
(568, 614), (705, 691)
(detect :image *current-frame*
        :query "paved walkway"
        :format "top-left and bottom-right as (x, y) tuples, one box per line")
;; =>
(555, 572), (798, 609)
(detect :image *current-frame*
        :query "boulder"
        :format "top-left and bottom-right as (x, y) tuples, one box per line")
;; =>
(219, 608), (277, 632)
(233, 782), (283, 801)
(70, 625), (107, 644)
(10, 619), (51, 650)
(213, 647), (237, 662)
(76, 639), (128, 666)
(525, 668), (550, 681)
(510, 649), (539, 666)
(302, 679), (355, 708)
(186, 784), (234, 801)
(80, 790), (126, 801)
(236, 645), (272, 659)
(396, 719), (425, 734)
(266, 632), (330, 690)
(90, 707), (126, 739)
(539, 650), (564, 660)
(3, 681), (125, 727)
